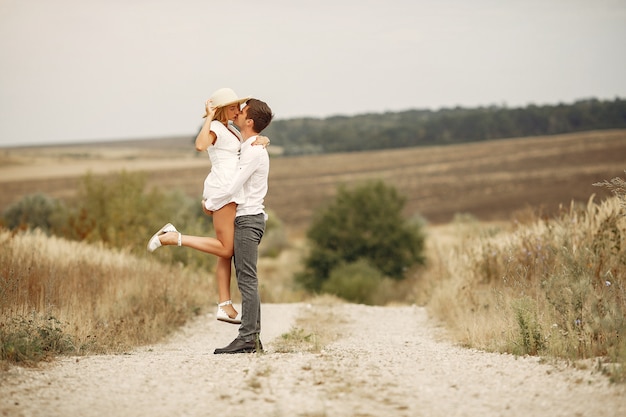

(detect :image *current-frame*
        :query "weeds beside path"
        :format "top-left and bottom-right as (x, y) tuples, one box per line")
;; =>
(1, 303), (625, 417)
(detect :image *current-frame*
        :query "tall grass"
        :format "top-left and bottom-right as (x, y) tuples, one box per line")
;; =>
(0, 170), (303, 366)
(421, 192), (626, 381)
(0, 228), (307, 366)
(0, 228), (215, 364)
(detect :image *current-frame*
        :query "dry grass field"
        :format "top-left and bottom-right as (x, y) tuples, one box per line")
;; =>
(1, 130), (625, 234)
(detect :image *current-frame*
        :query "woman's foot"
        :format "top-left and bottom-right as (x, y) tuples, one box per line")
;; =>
(217, 300), (241, 324)
(158, 231), (181, 246)
(147, 223), (180, 252)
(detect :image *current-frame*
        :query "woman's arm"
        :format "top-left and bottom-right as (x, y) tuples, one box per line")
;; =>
(251, 135), (270, 148)
(195, 100), (217, 152)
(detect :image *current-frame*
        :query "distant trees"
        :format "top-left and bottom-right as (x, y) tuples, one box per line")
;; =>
(264, 98), (626, 155)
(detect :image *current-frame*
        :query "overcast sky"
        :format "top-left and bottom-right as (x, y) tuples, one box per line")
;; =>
(1, 0), (625, 147)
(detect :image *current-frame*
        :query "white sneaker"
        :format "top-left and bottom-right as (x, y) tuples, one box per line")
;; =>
(216, 300), (241, 324)
(147, 223), (178, 252)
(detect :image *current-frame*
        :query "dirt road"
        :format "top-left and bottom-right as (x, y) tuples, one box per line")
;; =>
(1, 303), (624, 417)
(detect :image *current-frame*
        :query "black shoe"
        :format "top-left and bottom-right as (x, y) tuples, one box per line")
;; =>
(214, 337), (263, 354)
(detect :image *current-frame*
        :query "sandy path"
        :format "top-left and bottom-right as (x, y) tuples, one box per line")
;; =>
(1, 303), (625, 417)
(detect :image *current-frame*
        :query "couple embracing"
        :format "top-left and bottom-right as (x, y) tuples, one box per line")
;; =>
(148, 88), (273, 354)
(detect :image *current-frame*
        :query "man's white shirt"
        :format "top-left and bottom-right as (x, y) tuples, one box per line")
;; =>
(212, 135), (269, 218)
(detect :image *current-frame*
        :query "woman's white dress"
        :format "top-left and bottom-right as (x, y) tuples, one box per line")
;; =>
(202, 120), (246, 211)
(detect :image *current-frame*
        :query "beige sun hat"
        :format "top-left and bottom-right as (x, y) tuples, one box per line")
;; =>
(210, 87), (251, 108)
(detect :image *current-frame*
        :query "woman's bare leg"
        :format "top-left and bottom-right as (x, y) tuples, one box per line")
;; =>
(158, 203), (236, 258)
(216, 256), (238, 318)
(158, 233), (232, 258)
(211, 203), (238, 318)
(156, 203), (238, 317)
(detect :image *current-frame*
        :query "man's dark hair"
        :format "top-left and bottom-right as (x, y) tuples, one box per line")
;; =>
(245, 99), (274, 133)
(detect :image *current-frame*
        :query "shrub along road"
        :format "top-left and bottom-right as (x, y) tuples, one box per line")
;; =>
(1, 302), (624, 416)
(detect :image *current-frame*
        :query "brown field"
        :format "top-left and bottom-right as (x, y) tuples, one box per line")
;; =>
(1, 130), (624, 234)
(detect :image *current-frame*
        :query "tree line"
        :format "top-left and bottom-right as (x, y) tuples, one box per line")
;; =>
(263, 97), (626, 155)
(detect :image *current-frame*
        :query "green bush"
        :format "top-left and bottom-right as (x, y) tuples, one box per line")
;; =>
(67, 171), (225, 269)
(67, 171), (163, 247)
(321, 259), (386, 305)
(3, 193), (67, 234)
(297, 180), (426, 292)
(0, 314), (75, 364)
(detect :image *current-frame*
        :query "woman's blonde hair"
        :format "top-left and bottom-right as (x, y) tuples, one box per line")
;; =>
(203, 106), (230, 125)
(212, 107), (230, 124)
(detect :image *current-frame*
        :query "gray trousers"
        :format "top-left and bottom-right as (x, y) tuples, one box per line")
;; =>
(233, 213), (265, 342)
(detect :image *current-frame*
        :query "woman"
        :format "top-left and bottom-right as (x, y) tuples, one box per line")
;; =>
(147, 87), (268, 324)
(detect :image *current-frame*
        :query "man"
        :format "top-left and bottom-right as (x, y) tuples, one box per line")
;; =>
(212, 98), (274, 354)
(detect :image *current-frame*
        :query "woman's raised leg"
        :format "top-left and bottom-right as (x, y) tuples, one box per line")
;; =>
(156, 203), (236, 258)
(150, 203), (239, 319)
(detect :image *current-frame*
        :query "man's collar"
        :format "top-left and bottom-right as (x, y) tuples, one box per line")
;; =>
(242, 131), (259, 141)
